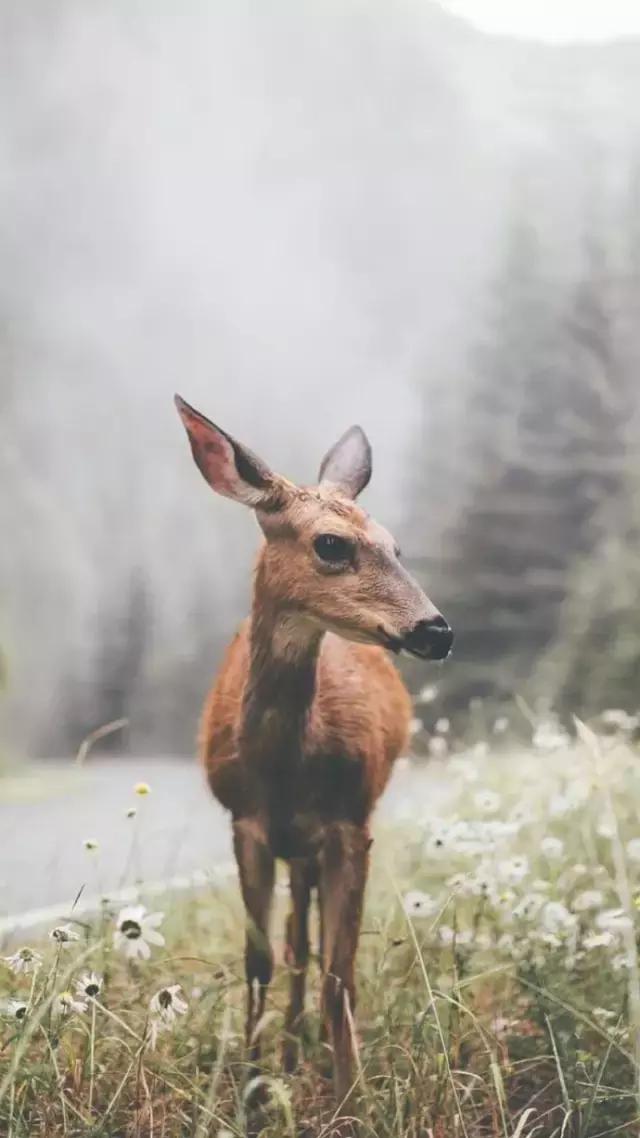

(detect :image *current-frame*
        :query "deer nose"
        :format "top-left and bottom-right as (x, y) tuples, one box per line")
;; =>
(403, 615), (453, 661)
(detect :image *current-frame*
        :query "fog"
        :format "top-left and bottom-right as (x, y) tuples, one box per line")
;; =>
(2, 1), (640, 756)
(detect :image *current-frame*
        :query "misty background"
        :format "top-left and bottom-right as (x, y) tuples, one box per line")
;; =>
(2, 0), (640, 759)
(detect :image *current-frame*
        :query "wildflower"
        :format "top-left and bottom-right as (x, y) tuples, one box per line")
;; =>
(126, 807), (137, 819)
(83, 838), (99, 852)
(75, 972), (103, 1001)
(596, 908), (633, 934)
(474, 789), (501, 815)
(134, 782), (151, 796)
(597, 816), (617, 839)
(49, 924), (80, 947)
(3, 946), (42, 975)
(602, 709), (638, 732)
(54, 991), (88, 1018)
(416, 684), (438, 705)
(409, 717), (423, 737)
(583, 931), (615, 950)
(498, 856), (529, 885)
(533, 721), (570, 751)
(549, 794), (573, 818)
(540, 836), (564, 861)
(114, 905), (165, 960)
(572, 890), (604, 912)
(438, 925), (455, 945)
(542, 902), (576, 936)
(513, 893), (544, 921)
(149, 984), (188, 1025)
(4, 999), (28, 1021)
(593, 1006), (616, 1020)
(428, 736), (448, 758)
(402, 891), (438, 918)
(627, 839), (640, 863)
(434, 717), (450, 735)
(493, 716), (509, 734)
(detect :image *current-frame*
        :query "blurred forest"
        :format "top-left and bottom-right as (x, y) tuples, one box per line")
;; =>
(2, 0), (640, 757)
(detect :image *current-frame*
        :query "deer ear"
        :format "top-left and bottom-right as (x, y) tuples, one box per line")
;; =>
(318, 425), (372, 499)
(175, 395), (287, 510)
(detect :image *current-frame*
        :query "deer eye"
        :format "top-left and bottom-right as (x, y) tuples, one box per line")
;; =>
(313, 534), (353, 565)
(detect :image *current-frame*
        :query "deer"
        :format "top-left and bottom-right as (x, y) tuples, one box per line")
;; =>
(174, 395), (453, 1122)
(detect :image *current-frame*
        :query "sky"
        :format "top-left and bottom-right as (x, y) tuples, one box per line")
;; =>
(444, 0), (640, 42)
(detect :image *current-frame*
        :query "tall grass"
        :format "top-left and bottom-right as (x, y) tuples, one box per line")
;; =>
(2, 718), (640, 1136)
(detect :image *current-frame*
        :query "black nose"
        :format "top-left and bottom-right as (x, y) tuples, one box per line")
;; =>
(403, 615), (453, 661)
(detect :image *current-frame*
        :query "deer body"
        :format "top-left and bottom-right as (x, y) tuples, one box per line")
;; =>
(175, 396), (452, 1120)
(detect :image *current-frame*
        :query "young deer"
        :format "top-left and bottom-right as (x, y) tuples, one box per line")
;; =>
(175, 395), (452, 1117)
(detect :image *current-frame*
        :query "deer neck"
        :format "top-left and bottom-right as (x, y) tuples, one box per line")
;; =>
(241, 587), (323, 762)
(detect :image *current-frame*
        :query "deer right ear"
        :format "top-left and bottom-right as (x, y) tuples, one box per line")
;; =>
(175, 395), (287, 510)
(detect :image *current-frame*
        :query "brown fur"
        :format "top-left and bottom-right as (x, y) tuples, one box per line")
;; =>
(174, 396), (447, 1125)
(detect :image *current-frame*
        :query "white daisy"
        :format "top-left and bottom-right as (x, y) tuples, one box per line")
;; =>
(498, 856), (530, 885)
(75, 972), (103, 1001)
(428, 736), (448, 758)
(572, 889), (604, 912)
(54, 990), (88, 1018)
(474, 789), (501, 815)
(49, 924), (80, 947)
(416, 684), (438, 705)
(113, 906), (165, 960)
(3, 947), (42, 975)
(4, 999), (28, 1022)
(542, 902), (577, 936)
(627, 838), (640, 863)
(493, 716), (509, 734)
(513, 893), (544, 921)
(435, 717), (450, 735)
(149, 984), (188, 1025)
(402, 890), (438, 918)
(583, 931), (616, 950)
(596, 908), (633, 934)
(540, 836), (564, 861)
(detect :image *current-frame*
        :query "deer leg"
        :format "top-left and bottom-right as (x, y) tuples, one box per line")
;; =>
(233, 818), (275, 1070)
(318, 822), (369, 1122)
(283, 858), (312, 1072)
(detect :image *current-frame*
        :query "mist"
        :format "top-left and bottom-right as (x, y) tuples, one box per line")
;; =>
(2, 0), (640, 755)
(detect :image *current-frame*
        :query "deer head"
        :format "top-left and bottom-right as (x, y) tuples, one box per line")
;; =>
(175, 395), (453, 661)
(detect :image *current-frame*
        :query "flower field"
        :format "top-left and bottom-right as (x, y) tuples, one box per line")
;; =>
(2, 716), (640, 1136)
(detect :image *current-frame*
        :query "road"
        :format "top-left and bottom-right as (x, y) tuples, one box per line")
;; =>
(0, 755), (448, 935)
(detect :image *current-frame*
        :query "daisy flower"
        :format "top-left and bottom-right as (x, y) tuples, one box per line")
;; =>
(149, 984), (188, 1025)
(498, 855), (529, 885)
(49, 924), (80, 947)
(402, 890), (438, 918)
(4, 999), (28, 1021)
(3, 946), (42, 975)
(113, 905), (165, 960)
(75, 972), (103, 1001)
(540, 836), (564, 861)
(572, 889), (604, 912)
(54, 991), (88, 1018)
(627, 838), (640, 863)
(474, 789), (501, 815)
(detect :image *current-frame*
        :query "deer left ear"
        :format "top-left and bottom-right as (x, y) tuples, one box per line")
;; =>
(318, 425), (372, 499)
(175, 394), (289, 511)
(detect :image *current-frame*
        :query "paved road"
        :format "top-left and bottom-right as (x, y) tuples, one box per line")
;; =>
(0, 755), (448, 931)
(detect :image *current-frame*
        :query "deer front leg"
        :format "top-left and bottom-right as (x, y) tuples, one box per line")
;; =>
(318, 822), (369, 1123)
(283, 858), (313, 1072)
(233, 818), (275, 1069)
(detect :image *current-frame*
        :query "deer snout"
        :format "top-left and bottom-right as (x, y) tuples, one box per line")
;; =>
(403, 615), (453, 661)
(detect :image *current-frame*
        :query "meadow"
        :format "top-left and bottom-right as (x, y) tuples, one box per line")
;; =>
(2, 713), (640, 1137)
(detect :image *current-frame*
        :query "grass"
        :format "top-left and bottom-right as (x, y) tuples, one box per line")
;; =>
(2, 715), (640, 1136)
